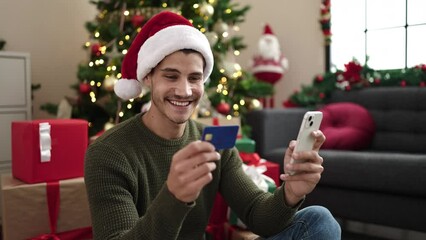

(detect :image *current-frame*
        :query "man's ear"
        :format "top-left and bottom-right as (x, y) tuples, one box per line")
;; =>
(142, 74), (151, 88)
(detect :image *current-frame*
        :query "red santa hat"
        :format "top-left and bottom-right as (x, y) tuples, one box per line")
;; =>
(114, 11), (214, 100)
(264, 24), (274, 35)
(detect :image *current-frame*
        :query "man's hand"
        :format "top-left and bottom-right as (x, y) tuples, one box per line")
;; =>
(280, 130), (326, 206)
(167, 140), (220, 203)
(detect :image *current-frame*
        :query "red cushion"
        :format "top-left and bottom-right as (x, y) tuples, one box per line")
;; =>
(319, 102), (375, 150)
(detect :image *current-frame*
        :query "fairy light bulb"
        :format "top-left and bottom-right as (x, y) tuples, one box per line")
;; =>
(124, 10), (129, 16)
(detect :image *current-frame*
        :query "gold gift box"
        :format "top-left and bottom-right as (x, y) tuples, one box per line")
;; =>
(1, 175), (92, 240)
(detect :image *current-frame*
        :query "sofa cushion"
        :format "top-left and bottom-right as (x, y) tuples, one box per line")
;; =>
(319, 150), (426, 197)
(319, 102), (375, 150)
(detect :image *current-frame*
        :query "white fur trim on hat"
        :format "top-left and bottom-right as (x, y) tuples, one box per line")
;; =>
(114, 78), (142, 100)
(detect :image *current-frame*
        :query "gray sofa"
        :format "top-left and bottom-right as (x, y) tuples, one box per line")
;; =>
(246, 87), (426, 233)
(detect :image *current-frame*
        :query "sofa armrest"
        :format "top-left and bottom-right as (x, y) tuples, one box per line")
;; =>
(246, 108), (307, 157)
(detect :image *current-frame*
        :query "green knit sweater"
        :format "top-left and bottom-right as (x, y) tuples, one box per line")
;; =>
(84, 114), (300, 240)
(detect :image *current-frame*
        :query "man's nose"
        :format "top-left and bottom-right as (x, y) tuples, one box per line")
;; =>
(175, 80), (192, 96)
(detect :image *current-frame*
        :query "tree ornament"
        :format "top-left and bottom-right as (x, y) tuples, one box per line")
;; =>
(198, 107), (211, 118)
(79, 83), (92, 94)
(199, 2), (214, 18)
(131, 14), (145, 28)
(251, 24), (289, 85)
(216, 102), (230, 115)
(103, 75), (117, 91)
(104, 122), (115, 131)
(91, 43), (102, 57)
(213, 19), (229, 35)
(247, 98), (262, 111)
(204, 31), (218, 47)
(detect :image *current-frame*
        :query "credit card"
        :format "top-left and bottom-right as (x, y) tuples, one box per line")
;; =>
(201, 125), (239, 150)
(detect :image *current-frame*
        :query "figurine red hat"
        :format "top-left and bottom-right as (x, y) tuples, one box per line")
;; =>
(114, 11), (214, 100)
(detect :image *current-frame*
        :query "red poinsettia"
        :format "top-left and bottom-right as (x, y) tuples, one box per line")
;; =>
(283, 99), (298, 108)
(342, 61), (363, 84)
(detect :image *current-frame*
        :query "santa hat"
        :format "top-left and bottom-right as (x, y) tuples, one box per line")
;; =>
(264, 24), (274, 35)
(114, 11), (214, 100)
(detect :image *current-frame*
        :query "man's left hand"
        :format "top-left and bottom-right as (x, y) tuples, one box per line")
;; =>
(280, 130), (326, 206)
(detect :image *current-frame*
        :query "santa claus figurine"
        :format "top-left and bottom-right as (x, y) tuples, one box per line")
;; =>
(251, 24), (289, 85)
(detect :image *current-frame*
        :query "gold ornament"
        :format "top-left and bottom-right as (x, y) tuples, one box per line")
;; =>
(199, 2), (214, 18)
(104, 122), (115, 131)
(103, 75), (117, 91)
(248, 98), (263, 111)
(213, 19), (229, 35)
(204, 31), (219, 47)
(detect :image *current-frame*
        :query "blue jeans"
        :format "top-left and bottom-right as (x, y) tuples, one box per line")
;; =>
(264, 206), (341, 240)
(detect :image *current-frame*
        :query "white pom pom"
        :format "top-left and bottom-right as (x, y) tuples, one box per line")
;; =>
(114, 79), (142, 100)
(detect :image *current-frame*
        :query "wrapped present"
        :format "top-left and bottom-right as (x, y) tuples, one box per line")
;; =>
(228, 164), (277, 229)
(11, 119), (88, 183)
(224, 222), (260, 240)
(1, 175), (92, 240)
(205, 222), (225, 240)
(206, 193), (228, 240)
(239, 152), (280, 186)
(235, 138), (256, 153)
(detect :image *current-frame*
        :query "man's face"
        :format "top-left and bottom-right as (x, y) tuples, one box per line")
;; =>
(143, 50), (205, 125)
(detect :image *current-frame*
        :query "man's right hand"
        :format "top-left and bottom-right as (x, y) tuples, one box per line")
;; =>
(167, 140), (220, 203)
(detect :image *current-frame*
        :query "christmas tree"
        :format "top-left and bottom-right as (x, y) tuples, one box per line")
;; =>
(41, 0), (273, 137)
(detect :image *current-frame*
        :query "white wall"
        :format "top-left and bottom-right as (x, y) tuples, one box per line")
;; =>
(0, 0), (324, 119)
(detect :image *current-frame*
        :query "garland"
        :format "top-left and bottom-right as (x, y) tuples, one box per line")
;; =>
(320, 0), (331, 45)
(283, 60), (426, 109)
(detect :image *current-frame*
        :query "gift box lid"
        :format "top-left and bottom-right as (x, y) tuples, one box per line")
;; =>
(235, 138), (256, 153)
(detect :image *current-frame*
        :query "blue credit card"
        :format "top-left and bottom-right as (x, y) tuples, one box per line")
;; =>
(201, 125), (239, 150)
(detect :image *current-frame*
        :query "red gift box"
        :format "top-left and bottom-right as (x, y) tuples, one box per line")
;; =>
(11, 119), (88, 183)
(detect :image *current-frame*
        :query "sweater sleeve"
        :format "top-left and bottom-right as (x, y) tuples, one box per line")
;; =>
(219, 148), (303, 237)
(84, 142), (193, 240)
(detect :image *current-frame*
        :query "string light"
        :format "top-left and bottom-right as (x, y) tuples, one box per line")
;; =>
(127, 103), (132, 109)
(124, 10), (130, 16)
(85, 42), (91, 47)
(97, 82), (101, 87)
(239, 99), (245, 105)
(225, 8), (232, 14)
(94, 32), (100, 38)
(90, 80), (96, 86)
(193, 4), (200, 8)
(122, 49), (128, 54)
(89, 62), (94, 67)
(234, 50), (240, 56)
(233, 104), (239, 110)
(119, 111), (124, 117)
(162, 3), (168, 8)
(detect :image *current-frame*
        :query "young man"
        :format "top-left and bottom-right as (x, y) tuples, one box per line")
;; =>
(84, 11), (341, 239)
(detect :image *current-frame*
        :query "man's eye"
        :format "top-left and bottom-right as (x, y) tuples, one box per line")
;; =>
(189, 76), (202, 82)
(165, 75), (178, 80)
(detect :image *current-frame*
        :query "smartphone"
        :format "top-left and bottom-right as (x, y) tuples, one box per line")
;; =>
(288, 111), (323, 175)
(201, 125), (239, 150)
